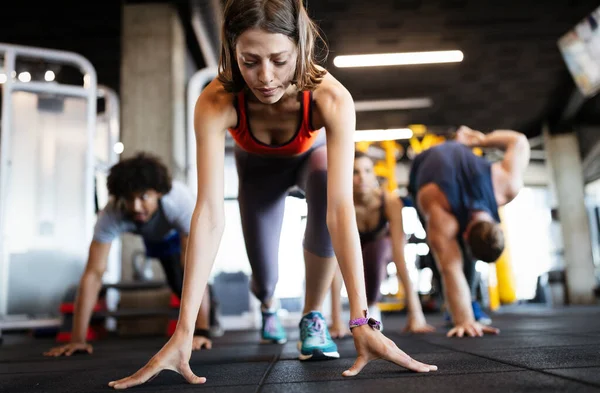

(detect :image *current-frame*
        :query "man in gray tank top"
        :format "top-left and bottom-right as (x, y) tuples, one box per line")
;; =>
(44, 153), (218, 357)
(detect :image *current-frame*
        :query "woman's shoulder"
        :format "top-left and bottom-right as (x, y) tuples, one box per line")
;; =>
(194, 78), (238, 128)
(198, 78), (237, 108)
(310, 71), (354, 127)
(312, 71), (352, 106)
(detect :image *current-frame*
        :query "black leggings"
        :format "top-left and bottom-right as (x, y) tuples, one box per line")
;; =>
(157, 253), (184, 298)
(234, 136), (333, 304)
(157, 254), (218, 326)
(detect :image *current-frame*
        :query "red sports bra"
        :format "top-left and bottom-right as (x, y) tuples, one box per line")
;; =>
(227, 90), (321, 156)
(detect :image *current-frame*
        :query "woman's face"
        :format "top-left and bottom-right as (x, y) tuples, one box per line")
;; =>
(235, 28), (298, 103)
(353, 156), (378, 197)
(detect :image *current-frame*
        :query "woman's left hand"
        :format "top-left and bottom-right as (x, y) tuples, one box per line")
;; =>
(342, 325), (438, 377)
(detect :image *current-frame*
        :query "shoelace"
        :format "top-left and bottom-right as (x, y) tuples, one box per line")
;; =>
(303, 315), (325, 340)
(264, 313), (279, 335)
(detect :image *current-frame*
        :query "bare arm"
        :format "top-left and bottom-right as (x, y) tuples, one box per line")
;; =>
(425, 208), (473, 326)
(72, 241), (111, 343)
(44, 240), (110, 356)
(176, 93), (228, 337)
(384, 193), (432, 332)
(179, 234), (209, 332)
(457, 126), (530, 193)
(320, 86), (368, 320)
(486, 131), (530, 194)
(425, 206), (498, 337)
(319, 78), (437, 376)
(107, 84), (232, 389)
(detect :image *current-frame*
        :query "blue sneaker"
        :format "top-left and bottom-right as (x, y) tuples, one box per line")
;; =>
(261, 310), (287, 344)
(471, 301), (492, 325)
(444, 301), (492, 326)
(298, 311), (339, 361)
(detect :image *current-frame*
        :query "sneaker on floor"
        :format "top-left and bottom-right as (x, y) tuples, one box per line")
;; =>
(443, 311), (453, 327)
(298, 311), (339, 361)
(209, 301), (225, 337)
(471, 300), (492, 325)
(261, 309), (287, 344)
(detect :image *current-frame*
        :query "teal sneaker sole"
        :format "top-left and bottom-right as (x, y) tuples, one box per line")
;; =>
(261, 337), (287, 344)
(296, 341), (339, 361)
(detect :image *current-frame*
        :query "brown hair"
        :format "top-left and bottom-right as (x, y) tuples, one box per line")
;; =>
(467, 221), (505, 263)
(218, 0), (327, 92)
(354, 150), (371, 160)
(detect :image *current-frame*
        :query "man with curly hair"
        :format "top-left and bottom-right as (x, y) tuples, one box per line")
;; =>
(44, 152), (217, 357)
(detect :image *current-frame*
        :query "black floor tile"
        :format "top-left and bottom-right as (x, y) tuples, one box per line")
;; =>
(0, 338), (279, 373)
(0, 371), (257, 393)
(420, 332), (600, 351)
(544, 367), (600, 387)
(2, 305), (600, 392)
(261, 370), (599, 393)
(467, 345), (600, 369)
(0, 361), (269, 393)
(266, 351), (520, 384)
(190, 343), (280, 364)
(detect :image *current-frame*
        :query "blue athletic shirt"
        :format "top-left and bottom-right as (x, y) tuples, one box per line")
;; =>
(408, 141), (500, 233)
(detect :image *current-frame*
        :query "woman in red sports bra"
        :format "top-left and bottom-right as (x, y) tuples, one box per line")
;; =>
(109, 0), (437, 389)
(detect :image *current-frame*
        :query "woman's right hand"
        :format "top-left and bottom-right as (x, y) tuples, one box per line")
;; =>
(108, 331), (206, 390)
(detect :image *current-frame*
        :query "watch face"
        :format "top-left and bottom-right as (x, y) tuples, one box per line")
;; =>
(367, 317), (382, 330)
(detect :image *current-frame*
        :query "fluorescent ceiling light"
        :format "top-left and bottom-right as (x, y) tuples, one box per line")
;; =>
(355, 98), (433, 111)
(114, 142), (125, 154)
(18, 72), (31, 83)
(354, 128), (413, 142)
(334, 50), (464, 68)
(44, 70), (55, 82)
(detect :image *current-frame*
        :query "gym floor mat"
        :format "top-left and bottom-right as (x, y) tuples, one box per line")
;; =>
(2, 305), (600, 392)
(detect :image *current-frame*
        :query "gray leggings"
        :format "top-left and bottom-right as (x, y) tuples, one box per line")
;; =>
(234, 136), (333, 304)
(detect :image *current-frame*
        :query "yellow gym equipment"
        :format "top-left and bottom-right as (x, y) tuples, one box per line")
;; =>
(493, 207), (517, 306)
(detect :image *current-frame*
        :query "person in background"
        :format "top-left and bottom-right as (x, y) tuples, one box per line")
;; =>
(329, 151), (435, 338)
(44, 152), (218, 357)
(408, 126), (530, 337)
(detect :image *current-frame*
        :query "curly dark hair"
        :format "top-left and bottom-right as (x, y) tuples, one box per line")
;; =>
(107, 152), (172, 199)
